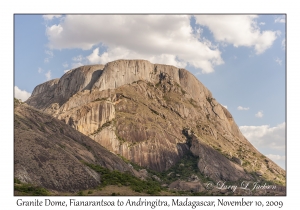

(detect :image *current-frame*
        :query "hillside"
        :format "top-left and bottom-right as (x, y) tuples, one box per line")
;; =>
(23, 59), (285, 195)
(14, 100), (136, 193)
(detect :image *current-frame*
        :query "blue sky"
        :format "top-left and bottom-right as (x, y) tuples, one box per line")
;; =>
(14, 14), (286, 169)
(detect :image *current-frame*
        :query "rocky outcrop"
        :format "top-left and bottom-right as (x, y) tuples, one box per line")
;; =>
(187, 132), (251, 181)
(169, 180), (204, 193)
(14, 103), (134, 192)
(26, 64), (105, 110)
(25, 59), (285, 185)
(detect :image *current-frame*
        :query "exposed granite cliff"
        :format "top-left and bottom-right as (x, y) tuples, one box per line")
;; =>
(26, 59), (285, 185)
(14, 102), (135, 192)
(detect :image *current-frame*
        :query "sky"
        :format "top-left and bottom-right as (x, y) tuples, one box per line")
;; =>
(14, 14), (286, 169)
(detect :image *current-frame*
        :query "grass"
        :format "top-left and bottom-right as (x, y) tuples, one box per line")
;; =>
(84, 162), (162, 195)
(243, 160), (251, 167)
(117, 155), (142, 170)
(90, 121), (113, 135)
(14, 98), (23, 108)
(77, 191), (84, 196)
(174, 82), (186, 95)
(115, 132), (126, 144)
(58, 143), (66, 149)
(154, 152), (215, 185)
(206, 97), (214, 104)
(212, 145), (222, 153)
(14, 178), (50, 196)
(189, 98), (198, 108)
(92, 97), (108, 102)
(14, 178), (21, 184)
(158, 166), (217, 195)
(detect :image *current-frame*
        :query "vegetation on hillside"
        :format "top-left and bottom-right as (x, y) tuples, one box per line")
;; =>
(14, 178), (50, 196)
(84, 162), (162, 195)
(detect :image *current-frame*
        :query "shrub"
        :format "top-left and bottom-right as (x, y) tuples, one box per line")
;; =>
(59, 127), (64, 134)
(14, 180), (50, 196)
(14, 178), (21, 184)
(84, 162), (161, 195)
(90, 121), (112, 135)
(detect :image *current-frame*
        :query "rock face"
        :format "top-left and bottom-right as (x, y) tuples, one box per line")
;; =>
(186, 131), (251, 181)
(169, 180), (204, 193)
(14, 102), (134, 192)
(26, 59), (286, 185)
(27, 64), (105, 109)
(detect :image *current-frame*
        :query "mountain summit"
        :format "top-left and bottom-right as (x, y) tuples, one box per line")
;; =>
(23, 59), (285, 194)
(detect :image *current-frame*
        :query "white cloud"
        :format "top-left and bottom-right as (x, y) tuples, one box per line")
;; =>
(64, 69), (71, 73)
(266, 154), (285, 161)
(275, 30), (282, 37)
(45, 50), (53, 57)
(259, 22), (265, 25)
(194, 27), (203, 39)
(43, 15), (62, 20)
(194, 15), (278, 54)
(86, 48), (101, 63)
(72, 55), (83, 62)
(38, 67), (43, 73)
(45, 70), (51, 81)
(221, 104), (227, 109)
(237, 106), (249, 110)
(239, 122), (285, 169)
(14, 86), (31, 101)
(47, 24), (63, 40)
(44, 50), (53, 63)
(86, 47), (188, 68)
(275, 16), (286, 23)
(239, 122), (285, 151)
(45, 15), (223, 73)
(255, 111), (263, 118)
(275, 57), (282, 65)
(62, 62), (68, 68)
(71, 62), (84, 69)
(282, 38), (286, 50)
